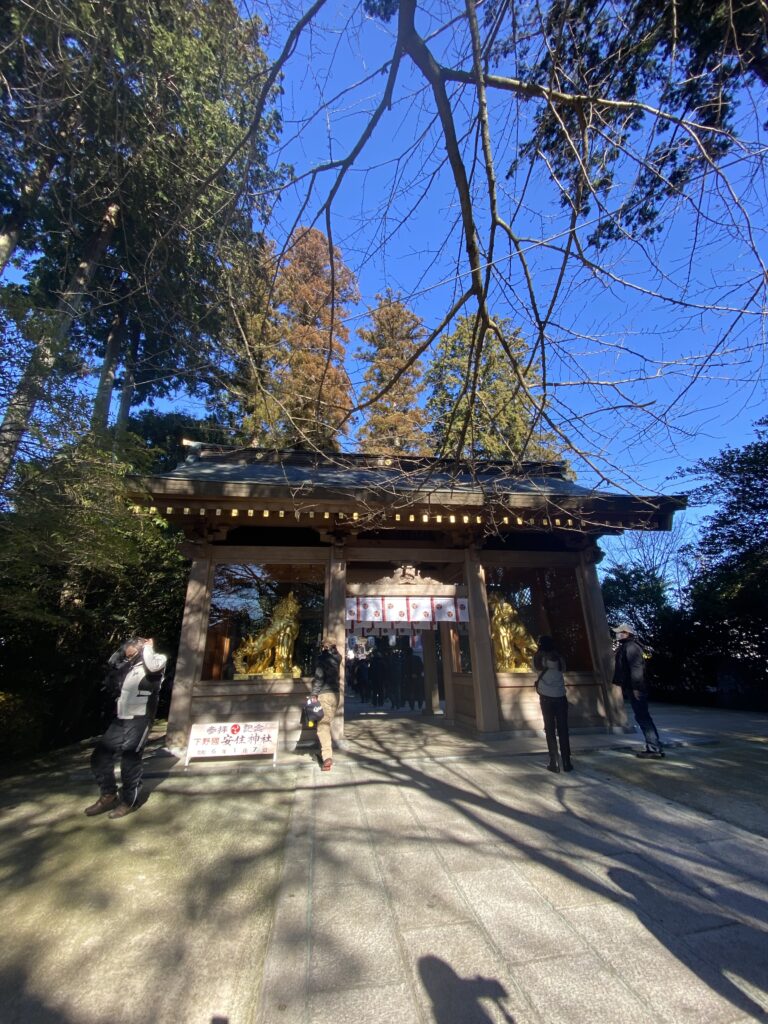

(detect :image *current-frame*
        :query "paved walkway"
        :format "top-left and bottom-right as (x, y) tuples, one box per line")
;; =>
(257, 707), (768, 1024)
(1, 706), (767, 1023)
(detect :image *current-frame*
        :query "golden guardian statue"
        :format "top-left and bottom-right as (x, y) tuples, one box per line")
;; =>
(234, 591), (301, 677)
(488, 593), (537, 672)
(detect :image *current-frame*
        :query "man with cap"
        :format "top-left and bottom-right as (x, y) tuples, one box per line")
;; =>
(612, 623), (664, 759)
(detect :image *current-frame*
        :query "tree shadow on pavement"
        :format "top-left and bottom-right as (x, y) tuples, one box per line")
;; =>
(337, 730), (768, 1023)
(610, 866), (768, 1020)
(0, 767), (296, 1024)
(0, 963), (80, 1024)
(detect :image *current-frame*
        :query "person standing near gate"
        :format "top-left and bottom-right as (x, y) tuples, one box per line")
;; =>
(533, 635), (573, 773)
(612, 622), (664, 759)
(85, 636), (167, 819)
(311, 638), (342, 771)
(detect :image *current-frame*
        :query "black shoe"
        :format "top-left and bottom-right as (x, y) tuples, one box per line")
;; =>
(84, 793), (119, 816)
(636, 750), (664, 759)
(562, 761), (574, 772)
(546, 762), (560, 773)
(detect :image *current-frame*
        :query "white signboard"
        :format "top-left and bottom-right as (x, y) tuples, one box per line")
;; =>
(185, 721), (279, 767)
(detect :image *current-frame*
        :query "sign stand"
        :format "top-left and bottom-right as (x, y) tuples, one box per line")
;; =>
(185, 721), (279, 767)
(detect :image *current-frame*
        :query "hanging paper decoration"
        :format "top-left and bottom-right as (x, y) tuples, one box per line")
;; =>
(432, 597), (457, 621)
(407, 596), (433, 622)
(349, 595), (469, 624)
(383, 596), (409, 622)
(358, 597), (384, 622)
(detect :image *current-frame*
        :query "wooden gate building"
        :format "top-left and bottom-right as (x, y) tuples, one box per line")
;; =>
(131, 446), (686, 754)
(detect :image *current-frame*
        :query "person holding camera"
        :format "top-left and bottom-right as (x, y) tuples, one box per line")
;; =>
(533, 634), (573, 773)
(84, 636), (167, 819)
(311, 637), (342, 771)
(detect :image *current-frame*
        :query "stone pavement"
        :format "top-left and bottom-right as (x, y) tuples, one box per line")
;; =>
(0, 739), (297, 1024)
(257, 706), (768, 1024)
(1, 705), (767, 1024)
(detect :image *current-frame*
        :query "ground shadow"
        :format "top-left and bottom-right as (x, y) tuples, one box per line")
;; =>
(418, 955), (515, 1024)
(0, 963), (79, 1024)
(610, 866), (768, 1019)
(338, 728), (768, 1022)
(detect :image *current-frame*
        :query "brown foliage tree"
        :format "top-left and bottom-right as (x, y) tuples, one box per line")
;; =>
(275, 227), (359, 450)
(356, 290), (429, 455)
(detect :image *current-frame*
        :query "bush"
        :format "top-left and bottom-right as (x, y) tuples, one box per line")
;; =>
(0, 691), (44, 760)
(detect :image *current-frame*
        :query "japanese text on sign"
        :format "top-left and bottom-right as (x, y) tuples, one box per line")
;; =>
(185, 721), (279, 766)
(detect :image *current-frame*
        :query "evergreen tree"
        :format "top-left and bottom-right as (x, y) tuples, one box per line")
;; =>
(686, 421), (768, 628)
(0, 0), (282, 482)
(269, 227), (358, 451)
(356, 290), (429, 455)
(184, 235), (282, 449)
(604, 422), (768, 708)
(601, 565), (672, 640)
(0, 433), (188, 755)
(424, 316), (564, 463)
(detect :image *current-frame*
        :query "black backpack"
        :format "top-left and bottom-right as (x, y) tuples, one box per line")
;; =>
(302, 696), (325, 728)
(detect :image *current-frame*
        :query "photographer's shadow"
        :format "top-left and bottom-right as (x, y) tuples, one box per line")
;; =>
(418, 955), (515, 1024)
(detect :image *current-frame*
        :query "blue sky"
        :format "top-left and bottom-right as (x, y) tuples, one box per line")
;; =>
(7, 0), (760, 541)
(241, 1), (767, 510)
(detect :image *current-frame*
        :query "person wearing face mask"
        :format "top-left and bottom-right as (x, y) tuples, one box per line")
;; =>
(84, 636), (167, 819)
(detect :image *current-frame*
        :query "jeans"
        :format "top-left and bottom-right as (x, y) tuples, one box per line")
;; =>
(91, 715), (153, 806)
(629, 692), (662, 752)
(539, 694), (571, 766)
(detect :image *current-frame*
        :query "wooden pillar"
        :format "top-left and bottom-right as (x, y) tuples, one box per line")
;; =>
(327, 541), (347, 740)
(439, 622), (456, 722)
(166, 549), (214, 753)
(577, 549), (627, 731)
(465, 547), (500, 732)
(421, 629), (440, 714)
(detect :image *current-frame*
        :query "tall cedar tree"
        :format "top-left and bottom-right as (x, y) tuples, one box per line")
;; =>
(424, 316), (564, 463)
(213, 237), (286, 447)
(0, 0), (280, 481)
(356, 291), (429, 455)
(274, 228), (358, 451)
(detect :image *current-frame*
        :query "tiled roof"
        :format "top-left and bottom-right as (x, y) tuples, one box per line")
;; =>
(134, 446), (687, 531)
(157, 445), (595, 498)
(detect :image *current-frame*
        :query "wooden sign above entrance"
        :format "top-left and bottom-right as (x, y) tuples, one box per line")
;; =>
(347, 564), (467, 599)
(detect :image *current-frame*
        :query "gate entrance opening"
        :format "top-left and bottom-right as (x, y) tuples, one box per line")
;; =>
(344, 560), (473, 722)
(343, 626), (472, 719)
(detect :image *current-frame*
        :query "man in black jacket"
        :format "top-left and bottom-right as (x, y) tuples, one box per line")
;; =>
(311, 638), (342, 771)
(85, 637), (167, 818)
(612, 623), (663, 759)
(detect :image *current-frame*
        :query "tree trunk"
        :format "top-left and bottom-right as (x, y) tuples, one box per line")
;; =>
(0, 149), (61, 277)
(113, 321), (139, 455)
(0, 202), (119, 489)
(90, 303), (127, 434)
